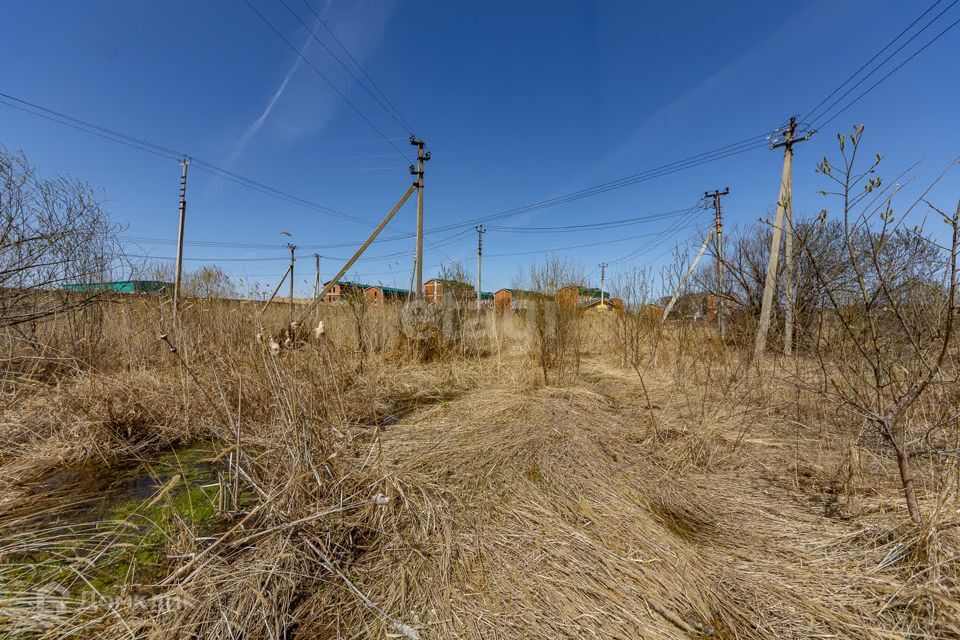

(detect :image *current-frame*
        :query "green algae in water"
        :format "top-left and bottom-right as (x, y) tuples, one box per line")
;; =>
(4, 442), (248, 597)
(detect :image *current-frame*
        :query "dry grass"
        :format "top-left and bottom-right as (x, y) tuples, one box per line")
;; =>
(0, 298), (957, 639)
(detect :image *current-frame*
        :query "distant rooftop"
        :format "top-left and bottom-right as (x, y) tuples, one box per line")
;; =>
(63, 280), (171, 294)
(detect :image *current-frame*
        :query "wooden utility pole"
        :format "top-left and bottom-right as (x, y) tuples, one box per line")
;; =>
(705, 188), (730, 340)
(753, 117), (812, 364)
(172, 158), (189, 333)
(598, 262), (608, 306)
(313, 253), (321, 299)
(410, 137), (430, 296)
(476, 224), (486, 312)
(286, 243), (296, 310)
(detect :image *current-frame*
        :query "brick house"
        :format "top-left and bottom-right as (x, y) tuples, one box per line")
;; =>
(556, 285), (603, 309)
(323, 281), (366, 304)
(494, 288), (547, 312)
(424, 278), (474, 304)
(364, 285), (409, 306)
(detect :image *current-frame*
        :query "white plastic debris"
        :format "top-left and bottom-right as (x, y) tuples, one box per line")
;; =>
(372, 493), (391, 505)
(314, 320), (326, 339)
(392, 621), (420, 640)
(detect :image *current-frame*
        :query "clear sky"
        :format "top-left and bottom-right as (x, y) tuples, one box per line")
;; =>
(2, 0), (958, 296)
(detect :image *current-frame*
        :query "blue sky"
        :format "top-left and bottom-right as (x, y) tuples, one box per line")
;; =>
(2, 0), (958, 296)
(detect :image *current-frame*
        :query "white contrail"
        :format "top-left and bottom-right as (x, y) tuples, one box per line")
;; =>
(226, 5), (329, 167)
(226, 46), (307, 166)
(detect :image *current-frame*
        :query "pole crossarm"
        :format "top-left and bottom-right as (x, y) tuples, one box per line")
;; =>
(295, 183), (417, 325)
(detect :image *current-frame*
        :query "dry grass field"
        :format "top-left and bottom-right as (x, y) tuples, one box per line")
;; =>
(4, 2), (960, 637)
(0, 296), (957, 639)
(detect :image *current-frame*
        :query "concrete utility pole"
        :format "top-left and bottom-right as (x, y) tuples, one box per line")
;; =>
(753, 117), (812, 364)
(476, 224), (486, 312)
(172, 157), (189, 333)
(783, 176), (795, 357)
(286, 243), (296, 311)
(705, 188), (730, 340)
(598, 262), (608, 306)
(410, 137), (430, 296)
(313, 253), (321, 299)
(295, 184), (417, 325)
(661, 228), (715, 324)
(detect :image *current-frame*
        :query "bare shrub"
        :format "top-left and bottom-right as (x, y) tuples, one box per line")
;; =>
(798, 125), (958, 525)
(523, 259), (585, 385)
(0, 148), (125, 379)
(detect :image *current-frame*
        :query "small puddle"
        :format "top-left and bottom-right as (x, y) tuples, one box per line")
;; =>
(19, 441), (222, 526)
(4, 441), (232, 594)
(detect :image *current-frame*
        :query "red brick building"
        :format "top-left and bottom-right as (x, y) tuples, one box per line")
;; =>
(494, 288), (548, 312)
(323, 281), (365, 304)
(364, 285), (408, 306)
(424, 278), (473, 304)
(556, 285), (603, 309)
(323, 281), (408, 306)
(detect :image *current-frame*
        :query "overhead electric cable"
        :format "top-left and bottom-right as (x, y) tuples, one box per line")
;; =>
(612, 205), (707, 264)
(485, 206), (698, 233)
(300, 0), (415, 134)
(119, 204), (699, 254)
(240, 0), (413, 162)
(812, 13), (960, 131)
(280, 0), (415, 134)
(486, 215), (704, 258)
(0, 90), (372, 225)
(801, 0), (947, 123)
(428, 136), (769, 232)
(806, 0), (960, 129)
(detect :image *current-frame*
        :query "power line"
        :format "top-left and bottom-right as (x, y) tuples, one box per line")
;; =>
(302, 0), (415, 134)
(240, 0), (413, 162)
(0, 90), (372, 225)
(611, 204), (707, 264)
(428, 135), (770, 232)
(1, 88), (765, 238)
(121, 216), (701, 267)
(120, 234), (409, 251)
(812, 13), (960, 132)
(485, 206), (698, 233)
(486, 215), (704, 258)
(118, 204), (698, 253)
(805, 0), (959, 129)
(121, 227), (473, 265)
(122, 253), (288, 262)
(292, 0), (415, 134)
(801, 0), (947, 124)
(424, 5), (958, 234)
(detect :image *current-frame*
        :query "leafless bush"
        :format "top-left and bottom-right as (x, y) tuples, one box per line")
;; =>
(610, 267), (659, 369)
(798, 125), (958, 525)
(0, 148), (125, 379)
(523, 259), (585, 385)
